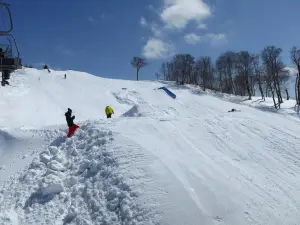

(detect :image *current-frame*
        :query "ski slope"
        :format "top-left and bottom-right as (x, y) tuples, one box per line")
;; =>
(1, 68), (300, 225)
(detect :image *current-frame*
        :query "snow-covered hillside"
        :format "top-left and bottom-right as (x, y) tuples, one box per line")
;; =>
(1, 68), (300, 225)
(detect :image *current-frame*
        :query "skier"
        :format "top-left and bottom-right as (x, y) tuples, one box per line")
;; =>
(65, 108), (79, 137)
(44, 64), (51, 73)
(105, 106), (114, 118)
(64, 74), (66, 79)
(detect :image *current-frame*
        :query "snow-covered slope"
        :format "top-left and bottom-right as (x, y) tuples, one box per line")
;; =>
(1, 68), (300, 225)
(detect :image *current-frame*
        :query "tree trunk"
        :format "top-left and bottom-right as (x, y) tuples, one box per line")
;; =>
(257, 75), (265, 100)
(285, 89), (290, 100)
(136, 68), (139, 81)
(296, 73), (300, 105)
(297, 65), (300, 104)
(219, 72), (223, 92)
(295, 75), (299, 105)
(203, 72), (207, 91)
(230, 76), (235, 95)
(275, 77), (283, 103)
(273, 78), (282, 107)
(298, 76), (300, 105)
(265, 82), (270, 97)
(245, 72), (251, 100)
(271, 89), (277, 109)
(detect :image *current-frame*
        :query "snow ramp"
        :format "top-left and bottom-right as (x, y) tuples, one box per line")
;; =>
(0, 122), (159, 225)
(121, 103), (178, 121)
(158, 87), (176, 99)
(121, 104), (157, 118)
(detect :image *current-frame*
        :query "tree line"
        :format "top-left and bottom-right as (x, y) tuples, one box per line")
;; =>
(151, 46), (300, 109)
(131, 46), (300, 109)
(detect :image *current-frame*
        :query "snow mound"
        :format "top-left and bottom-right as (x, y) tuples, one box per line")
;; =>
(121, 104), (178, 121)
(121, 104), (158, 118)
(0, 123), (156, 225)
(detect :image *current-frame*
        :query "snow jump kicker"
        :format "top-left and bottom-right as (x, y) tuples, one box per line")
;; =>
(158, 87), (176, 99)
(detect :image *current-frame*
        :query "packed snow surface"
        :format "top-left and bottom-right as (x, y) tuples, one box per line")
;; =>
(0, 68), (300, 225)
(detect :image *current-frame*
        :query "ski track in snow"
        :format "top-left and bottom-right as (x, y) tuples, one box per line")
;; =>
(1, 68), (300, 224)
(109, 92), (300, 225)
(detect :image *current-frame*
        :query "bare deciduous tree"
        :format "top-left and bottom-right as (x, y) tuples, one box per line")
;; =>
(195, 56), (214, 91)
(261, 46), (287, 108)
(235, 51), (255, 100)
(216, 51), (236, 94)
(253, 55), (265, 101)
(131, 57), (147, 81)
(290, 47), (300, 105)
(172, 54), (195, 84)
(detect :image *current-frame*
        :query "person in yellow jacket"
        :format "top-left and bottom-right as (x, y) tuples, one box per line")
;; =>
(105, 106), (114, 118)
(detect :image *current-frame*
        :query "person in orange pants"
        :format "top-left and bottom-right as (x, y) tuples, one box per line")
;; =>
(65, 108), (79, 137)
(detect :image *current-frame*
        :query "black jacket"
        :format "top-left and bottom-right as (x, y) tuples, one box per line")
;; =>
(65, 108), (75, 127)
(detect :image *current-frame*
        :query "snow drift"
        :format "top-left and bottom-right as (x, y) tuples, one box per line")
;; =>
(121, 104), (156, 117)
(0, 122), (158, 225)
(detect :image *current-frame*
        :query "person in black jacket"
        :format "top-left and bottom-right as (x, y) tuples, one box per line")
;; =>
(65, 108), (79, 137)
(65, 108), (75, 126)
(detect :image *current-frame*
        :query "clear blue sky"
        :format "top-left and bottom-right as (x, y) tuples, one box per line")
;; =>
(4, 0), (300, 80)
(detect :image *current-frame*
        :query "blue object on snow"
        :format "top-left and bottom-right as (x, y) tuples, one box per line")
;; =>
(158, 87), (176, 99)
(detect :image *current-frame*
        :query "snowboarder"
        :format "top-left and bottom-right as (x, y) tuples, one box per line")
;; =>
(64, 74), (66, 79)
(228, 108), (240, 112)
(65, 108), (79, 137)
(105, 106), (114, 118)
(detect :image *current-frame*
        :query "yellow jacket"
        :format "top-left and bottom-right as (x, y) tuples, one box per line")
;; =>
(105, 106), (114, 115)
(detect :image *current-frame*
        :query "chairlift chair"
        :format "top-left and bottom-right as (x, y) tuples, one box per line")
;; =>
(0, 2), (21, 86)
